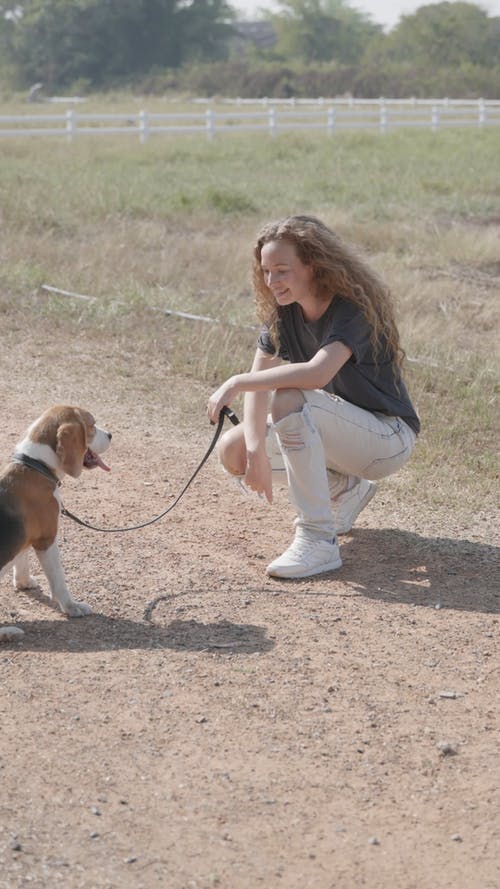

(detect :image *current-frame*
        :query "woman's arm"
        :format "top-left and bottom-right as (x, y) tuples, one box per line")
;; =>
(242, 349), (282, 503)
(207, 340), (352, 423)
(243, 348), (282, 453)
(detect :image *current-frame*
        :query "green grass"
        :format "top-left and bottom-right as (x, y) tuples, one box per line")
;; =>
(1, 128), (499, 227)
(0, 119), (499, 516)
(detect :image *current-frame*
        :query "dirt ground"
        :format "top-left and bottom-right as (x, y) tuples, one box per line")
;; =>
(0, 321), (498, 889)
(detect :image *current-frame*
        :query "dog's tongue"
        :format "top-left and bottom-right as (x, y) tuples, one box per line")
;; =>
(95, 453), (111, 472)
(84, 448), (111, 472)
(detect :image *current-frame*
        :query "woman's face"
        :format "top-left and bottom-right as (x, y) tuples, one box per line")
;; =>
(260, 239), (314, 309)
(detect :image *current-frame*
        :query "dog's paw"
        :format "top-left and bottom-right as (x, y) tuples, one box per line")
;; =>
(64, 600), (93, 618)
(0, 626), (25, 642)
(14, 575), (40, 591)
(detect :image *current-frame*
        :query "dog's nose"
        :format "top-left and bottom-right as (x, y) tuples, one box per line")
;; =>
(107, 432), (112, 441)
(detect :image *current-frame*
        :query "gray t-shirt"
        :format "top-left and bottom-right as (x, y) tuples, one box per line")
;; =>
(257, 297), (420, 435)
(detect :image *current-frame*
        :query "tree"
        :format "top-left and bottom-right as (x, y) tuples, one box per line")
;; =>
(1, 0), (235, 89)
(270, 0), (381, 65)
(379, 2), (500, 68)
(178, 0), (235, 63)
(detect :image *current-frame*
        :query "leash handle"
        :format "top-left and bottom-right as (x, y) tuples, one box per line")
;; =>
(62, 407), (239, 533)
(222, 405), (239, 425)
(212, 405), (239, 426)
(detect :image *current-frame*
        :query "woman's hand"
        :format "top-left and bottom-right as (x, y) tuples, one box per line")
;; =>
(245, 449), (273, 504)
(207, 376), (240, 424)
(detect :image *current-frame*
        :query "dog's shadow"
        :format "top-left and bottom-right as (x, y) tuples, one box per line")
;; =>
(2, 589), (275, 654)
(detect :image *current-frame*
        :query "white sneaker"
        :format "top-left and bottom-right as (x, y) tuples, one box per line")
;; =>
(331, 478), (376, 535)
(266, 536), (342, 579)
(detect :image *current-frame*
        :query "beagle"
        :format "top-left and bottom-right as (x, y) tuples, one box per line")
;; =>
(0, 405), (111, 641)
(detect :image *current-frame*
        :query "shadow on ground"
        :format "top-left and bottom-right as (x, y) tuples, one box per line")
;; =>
(340, 527), (499, 614)
(2, 528), (497, 652)
(1, 612), (275, 654)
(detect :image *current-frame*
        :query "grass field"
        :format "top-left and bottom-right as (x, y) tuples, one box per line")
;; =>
(1, 123), (499, 516)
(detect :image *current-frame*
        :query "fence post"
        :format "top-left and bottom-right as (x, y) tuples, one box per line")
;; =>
(139, 110), (149, 143)
(478, 98), (486, 127)
(379, 102), (388, 133)
(205, 108), (214, 140)
(268, 107), (276, 137)
(431, 105), (440, 132)
(327, 106), (336, 135)
(65, 108), (76, 143)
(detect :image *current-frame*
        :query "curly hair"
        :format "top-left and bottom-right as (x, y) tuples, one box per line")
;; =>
(252, 215), (405, 368)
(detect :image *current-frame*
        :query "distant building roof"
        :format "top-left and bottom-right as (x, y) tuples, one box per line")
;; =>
(233, 20), (277, 50)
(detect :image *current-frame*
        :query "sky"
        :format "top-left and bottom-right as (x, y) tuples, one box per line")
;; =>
(231, 0), (500, 30)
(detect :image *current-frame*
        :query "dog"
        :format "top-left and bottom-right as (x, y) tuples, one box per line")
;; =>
(0, 405), (111, 641)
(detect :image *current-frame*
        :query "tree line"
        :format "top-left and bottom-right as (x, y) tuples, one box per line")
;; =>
(1, 0), (499, 98)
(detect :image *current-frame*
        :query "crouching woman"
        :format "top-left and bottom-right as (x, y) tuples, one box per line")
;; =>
(207, 215), (420, 579)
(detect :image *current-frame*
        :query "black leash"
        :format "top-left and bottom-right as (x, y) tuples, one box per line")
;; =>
(61, 406), (239, 534)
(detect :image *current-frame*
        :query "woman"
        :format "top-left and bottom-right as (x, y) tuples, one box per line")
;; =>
(207, 215), (419, 579)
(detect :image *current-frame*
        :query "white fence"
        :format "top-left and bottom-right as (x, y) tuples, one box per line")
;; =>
(1, 98), (499, 141)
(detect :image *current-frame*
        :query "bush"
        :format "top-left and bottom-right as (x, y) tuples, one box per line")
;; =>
(130, 59), (500, 100)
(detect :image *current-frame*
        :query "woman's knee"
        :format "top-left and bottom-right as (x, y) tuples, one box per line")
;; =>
(217, 425), (246, 475)
(271, 388), (306, 423)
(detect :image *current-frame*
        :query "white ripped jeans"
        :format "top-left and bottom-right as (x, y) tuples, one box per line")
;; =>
(265, 389), (417, 540)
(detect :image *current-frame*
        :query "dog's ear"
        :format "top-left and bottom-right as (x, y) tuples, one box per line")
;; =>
(56, 421), (86, 478)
